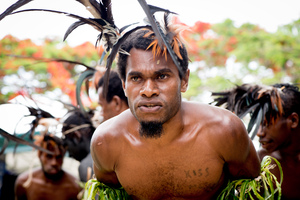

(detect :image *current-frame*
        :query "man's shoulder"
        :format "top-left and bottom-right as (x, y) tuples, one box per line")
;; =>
(91, 111), (133, 156)
(61, 170), (81, 184)
(183, 101), (247, 142)
(15, 168), (41, 184)
(184, 101), (231, 111)
(93, 110), (133, 137)
(183, 101), (239, 123)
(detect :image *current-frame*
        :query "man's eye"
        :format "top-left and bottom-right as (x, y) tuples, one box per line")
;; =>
(131, 76), (140, 81)
(46, 154), (53, 159)
(158, 74), (167, 80)
(263, 120), (268, 127)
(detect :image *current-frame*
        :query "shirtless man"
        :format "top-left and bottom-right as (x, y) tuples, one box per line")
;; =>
(257, 83), (300, 200)
(62, 110), (95, 182)
(14, 134), (81, 200)
(63, 70), (129, 182)
(91, 29), (260, 199)
(97, 70), (129, 122)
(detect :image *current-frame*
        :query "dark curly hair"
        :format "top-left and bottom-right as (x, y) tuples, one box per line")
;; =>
(61, 110), (95, 139)
(36, 134), (67, 156)
(98, 70), (128, 106)
(273, 83), (300, 117)
(117, 29), (189, 81)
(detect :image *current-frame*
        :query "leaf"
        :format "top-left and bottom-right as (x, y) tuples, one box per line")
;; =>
(83, 178), (131, 200)
(217, 156), (282, 200)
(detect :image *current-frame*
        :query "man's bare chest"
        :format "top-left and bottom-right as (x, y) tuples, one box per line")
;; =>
(115, 145), (225, 199)
(25, 178), (77, 200)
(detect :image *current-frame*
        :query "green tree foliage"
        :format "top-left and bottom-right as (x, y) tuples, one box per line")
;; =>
(1, 17), (299, 104)
(0, 35), (101, 104)
(181, 18), (300, 101)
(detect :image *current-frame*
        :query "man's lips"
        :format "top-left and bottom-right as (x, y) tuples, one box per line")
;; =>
(138, 101), (162, 112)
(259, 139), (272, 147)
(48, 167), (59, 174)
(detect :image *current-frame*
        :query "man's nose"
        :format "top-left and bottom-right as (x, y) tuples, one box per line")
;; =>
(256, 125), (266, 138)
(50, 157), (59, 166)
(140, 79), (159, 97)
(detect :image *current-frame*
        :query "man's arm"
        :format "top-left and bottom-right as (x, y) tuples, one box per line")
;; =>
(90, 125), (121, 187)
(14, 174), (27, 200)
(220, 113), (261, 179)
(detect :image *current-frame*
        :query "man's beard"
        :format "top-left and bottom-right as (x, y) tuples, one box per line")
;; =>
(139, 121), (163, 138)
(43, 169), (64, 180)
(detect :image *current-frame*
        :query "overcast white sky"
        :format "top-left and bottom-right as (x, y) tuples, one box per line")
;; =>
(1, 0), (300, 46)
(1, 0), (299, 135)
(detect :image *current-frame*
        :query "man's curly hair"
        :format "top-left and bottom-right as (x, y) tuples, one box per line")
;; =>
(117, 29), (189, 81)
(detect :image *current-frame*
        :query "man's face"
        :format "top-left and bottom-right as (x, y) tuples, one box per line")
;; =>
(98, 86), (118, 121)
(39, 148), (64, 177)
(257, 116), (291, 152)
(122, 48), (188, 129)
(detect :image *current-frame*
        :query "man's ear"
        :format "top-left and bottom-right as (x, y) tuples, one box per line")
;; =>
(38, 150), (42, 158)
(181, 69), (190, 93)
(122, 80), (127, 97)
(112, 95), (122, 112)
(289, 112), (299, 129)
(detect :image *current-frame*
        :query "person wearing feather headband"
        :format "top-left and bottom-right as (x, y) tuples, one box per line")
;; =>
(89, 22), (260, 199)
(14, 134), (82, 200)
(257, 83), (300, 200)
(61, 70), (128, 183)
(97, 70), (129, 122)
(61, 109), (96, 182)
(212, 83), (300, 199)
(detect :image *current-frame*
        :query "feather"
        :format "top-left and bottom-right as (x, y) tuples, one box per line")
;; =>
(0, 139), (9, 155)
(64, 21), (87, 41)
(5, 4), (118, 50)
(11, 9), (105, 33)
(5, 54), (94, 70)
(5, 53), (100, 127)
(246, 105), (260, 133)
(0, 128), (54, 155)
(248, 106), (263, 140)
(76, 69), (96, 117)
(0, 0), (33, 20)
(1, 0), (184, 99)
(75, 0), (101, 18)
(211, 83), (284, 138)
(94, 0), (114, 25)
(101, 24), (149, 97)
(21, 103), (55, 140)
(137, 0), (184, 77)
(237, 103), (260, 119)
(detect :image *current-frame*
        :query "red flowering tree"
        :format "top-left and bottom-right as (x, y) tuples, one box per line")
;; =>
(0, 35), (101, 104)
(179, 18), (300, 100)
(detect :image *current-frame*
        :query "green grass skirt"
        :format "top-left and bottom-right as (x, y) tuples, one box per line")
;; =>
(83, 156), (282, 200)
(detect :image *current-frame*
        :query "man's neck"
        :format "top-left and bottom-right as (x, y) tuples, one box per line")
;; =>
(44, 170), (64, 181)
(278, 130), (300, 156)
(139, 107), (185, 146)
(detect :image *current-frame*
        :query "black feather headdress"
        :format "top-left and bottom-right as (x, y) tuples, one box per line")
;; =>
(102, 0), (186, 96)
(0, 0), (119, 51)
(211, 84), (284, 139)
(0, 128), (54, 155)
(0, 98), (57, 155)
(0, 0), (186, 97)
(137, 0), (185, 77)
